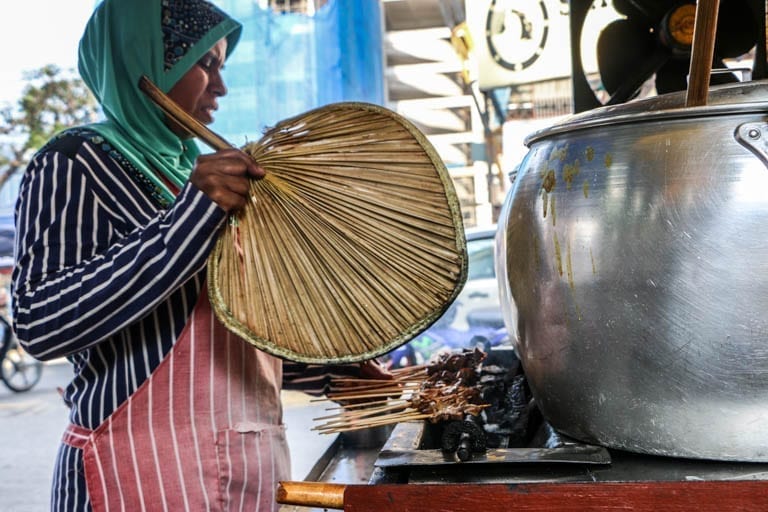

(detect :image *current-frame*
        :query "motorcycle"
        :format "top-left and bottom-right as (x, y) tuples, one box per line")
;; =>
(0, 314), (43, 393)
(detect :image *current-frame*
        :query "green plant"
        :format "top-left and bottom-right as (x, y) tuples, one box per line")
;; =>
(0, 65), (99, 191)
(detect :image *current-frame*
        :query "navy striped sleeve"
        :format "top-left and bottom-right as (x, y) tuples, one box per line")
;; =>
(12, 139), (226, 360)
(282, 361), (362, 396)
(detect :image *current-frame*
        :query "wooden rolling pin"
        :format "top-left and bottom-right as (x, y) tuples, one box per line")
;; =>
(276, 481), (346, 510)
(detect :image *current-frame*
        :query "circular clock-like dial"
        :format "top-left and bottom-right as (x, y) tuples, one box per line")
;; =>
(485, 0), (550, 71)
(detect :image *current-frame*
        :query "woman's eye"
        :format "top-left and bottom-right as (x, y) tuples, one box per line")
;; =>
(196, 53), (224, 75)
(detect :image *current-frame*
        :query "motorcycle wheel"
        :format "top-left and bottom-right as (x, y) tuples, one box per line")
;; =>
(1, 345), (43, 392)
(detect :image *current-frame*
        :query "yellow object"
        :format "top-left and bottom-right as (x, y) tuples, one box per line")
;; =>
(451, 22), (476, 84)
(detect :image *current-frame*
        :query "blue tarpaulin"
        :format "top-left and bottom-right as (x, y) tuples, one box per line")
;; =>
(211, 0), (385, 147)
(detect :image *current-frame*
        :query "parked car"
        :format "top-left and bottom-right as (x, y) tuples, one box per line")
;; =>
(385, 225), (508, 369)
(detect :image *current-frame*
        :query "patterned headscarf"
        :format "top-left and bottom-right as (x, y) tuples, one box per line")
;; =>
(78, 0), (242, 204)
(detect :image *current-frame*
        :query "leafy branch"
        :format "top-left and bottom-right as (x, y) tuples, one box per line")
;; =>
(0, 65), (99, 191)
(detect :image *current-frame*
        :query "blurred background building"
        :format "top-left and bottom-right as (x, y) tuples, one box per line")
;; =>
(209, 0), (761, 229)
(212, 0), (514, 229)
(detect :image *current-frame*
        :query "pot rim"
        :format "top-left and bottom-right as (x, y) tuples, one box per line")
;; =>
(525, 80), (768, 146)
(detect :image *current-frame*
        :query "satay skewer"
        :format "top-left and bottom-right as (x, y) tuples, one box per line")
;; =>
(313, 348), (490, 434)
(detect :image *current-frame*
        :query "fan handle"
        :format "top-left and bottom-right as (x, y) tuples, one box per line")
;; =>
(138, 75), (235, 152)
(686, 0), (721, 107)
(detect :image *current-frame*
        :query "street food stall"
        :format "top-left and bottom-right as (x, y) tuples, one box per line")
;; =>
(278, 346), (768, 510)
(276, 0), (768, 509)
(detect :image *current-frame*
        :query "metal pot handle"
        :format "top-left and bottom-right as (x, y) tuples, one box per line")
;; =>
(735, 123), (768, 168)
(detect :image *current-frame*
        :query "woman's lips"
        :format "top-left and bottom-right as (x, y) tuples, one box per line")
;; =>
(199, 106), (217, 123)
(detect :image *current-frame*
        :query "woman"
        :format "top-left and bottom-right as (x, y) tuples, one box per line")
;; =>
(12, 1), (385, 510)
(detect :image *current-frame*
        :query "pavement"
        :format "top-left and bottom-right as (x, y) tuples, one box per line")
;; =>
(0, 359), (335, 512)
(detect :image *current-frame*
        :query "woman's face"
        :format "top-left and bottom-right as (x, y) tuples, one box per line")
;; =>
(166, 37), (228, 137)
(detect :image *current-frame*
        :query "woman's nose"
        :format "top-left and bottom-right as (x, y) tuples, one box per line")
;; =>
(210, 70), (227, 97)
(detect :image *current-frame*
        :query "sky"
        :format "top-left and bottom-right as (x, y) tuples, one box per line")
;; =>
(0, 0), (96, 108)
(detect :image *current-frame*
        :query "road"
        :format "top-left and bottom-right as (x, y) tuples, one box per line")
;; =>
(0, 359), (334, 512)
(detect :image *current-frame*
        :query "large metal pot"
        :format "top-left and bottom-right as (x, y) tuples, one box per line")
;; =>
(496, 80), (768, 461)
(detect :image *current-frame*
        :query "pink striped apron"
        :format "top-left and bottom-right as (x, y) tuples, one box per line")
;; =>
(62, 286), (290, 511)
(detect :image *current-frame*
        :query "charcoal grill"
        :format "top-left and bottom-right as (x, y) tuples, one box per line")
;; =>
(278, 347), (768, 511)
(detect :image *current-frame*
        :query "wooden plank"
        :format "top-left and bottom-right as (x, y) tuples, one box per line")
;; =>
(344, 481), (768, 511)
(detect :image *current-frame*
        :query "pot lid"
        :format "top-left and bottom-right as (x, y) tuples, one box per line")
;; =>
(526, 79), (768, 145)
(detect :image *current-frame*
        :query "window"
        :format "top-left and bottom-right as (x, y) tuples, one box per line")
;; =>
(467, 237), (495, 280)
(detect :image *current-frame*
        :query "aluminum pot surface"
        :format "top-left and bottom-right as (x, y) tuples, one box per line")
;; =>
(496, 80), (768, 461)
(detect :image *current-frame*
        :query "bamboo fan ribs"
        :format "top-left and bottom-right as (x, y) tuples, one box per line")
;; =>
(207, 102), (467, 363)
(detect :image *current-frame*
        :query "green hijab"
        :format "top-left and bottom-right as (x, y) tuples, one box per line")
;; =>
(78, 0), (242, 205)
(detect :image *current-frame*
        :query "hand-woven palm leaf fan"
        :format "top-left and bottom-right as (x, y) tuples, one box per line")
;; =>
(138, 77), (467, 364)
(208, 102), (466, 363)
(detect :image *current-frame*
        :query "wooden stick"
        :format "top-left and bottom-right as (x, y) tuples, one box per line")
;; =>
(686, 0), (720, 107)
(322, 398), (396, 411)
(324, 390), (415, 401)
(313, 402), (410, 422)
(276, 481), (345, 510)
(327, 383), (417, 394)
(330, 377), (408, 385)
(316, 413), (432, 433)
(328, 382), (418, 394)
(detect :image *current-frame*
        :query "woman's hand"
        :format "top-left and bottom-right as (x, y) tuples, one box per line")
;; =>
(189, 149), (265, 212)
(359, 359), (394, 381)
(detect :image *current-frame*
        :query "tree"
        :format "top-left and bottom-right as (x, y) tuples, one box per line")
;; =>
(0, 65), (99, 191)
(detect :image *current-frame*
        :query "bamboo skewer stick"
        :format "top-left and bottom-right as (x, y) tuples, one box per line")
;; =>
(315, 410), (413, 428)
(325, 384), (416, 395)
(316, 414), (433, 434)
(313, 403), (410, 422)
(322, 391), (414, 401)
(329, 377), (413, 385)
(322, 398), (398, 411)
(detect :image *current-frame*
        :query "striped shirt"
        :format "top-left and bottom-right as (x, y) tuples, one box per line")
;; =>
(12, 129), (358, 510)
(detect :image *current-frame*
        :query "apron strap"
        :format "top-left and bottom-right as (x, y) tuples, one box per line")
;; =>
(62, 423), (94, 450)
